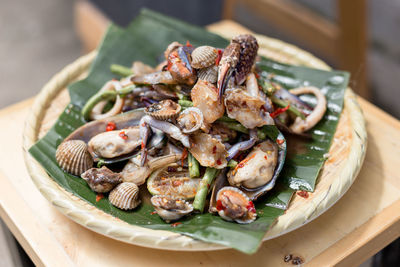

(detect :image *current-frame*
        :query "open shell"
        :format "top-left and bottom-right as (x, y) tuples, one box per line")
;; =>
(56, 140), (93, 176)
(64, 109), (166, 164)
(147, 166), (201, 199)
(144, 99), (181, 120)
(191, 46), (218, 69)
(176, 107), (204, 133)
(109, 182), (141, 210)
(150, 195), (193, 222)
(216, 186), (256, 224)
(227, 140), (278, 189)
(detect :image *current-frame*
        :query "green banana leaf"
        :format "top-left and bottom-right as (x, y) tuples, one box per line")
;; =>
(28, 9), (349, 254)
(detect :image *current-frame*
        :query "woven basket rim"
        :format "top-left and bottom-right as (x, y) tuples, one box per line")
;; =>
(22, 33), (367, 251)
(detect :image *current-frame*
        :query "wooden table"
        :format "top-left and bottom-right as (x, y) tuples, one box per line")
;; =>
(2, 11), (400, 264)
(0, 93), (399, 266)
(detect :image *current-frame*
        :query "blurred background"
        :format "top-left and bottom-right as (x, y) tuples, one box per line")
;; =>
(0, 0), (399, 266)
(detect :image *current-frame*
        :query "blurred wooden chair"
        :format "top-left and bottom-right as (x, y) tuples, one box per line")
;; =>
(74, 0), (368, 98)
(223, 0), (369, 98)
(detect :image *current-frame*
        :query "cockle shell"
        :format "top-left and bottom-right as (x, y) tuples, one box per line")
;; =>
(109, 182), (141, 210)
(216, 186), (256, 224)
(56, 140), (93, 176)
(176, 107), (204, 133)
(191, 46), (218, 69)
(150, 195), (193, 222)
(144, 99), (181, 120)
(197, 65), (218, 83)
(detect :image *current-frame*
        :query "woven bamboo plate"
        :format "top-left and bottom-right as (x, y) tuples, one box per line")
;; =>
(22, 29), (367, 251)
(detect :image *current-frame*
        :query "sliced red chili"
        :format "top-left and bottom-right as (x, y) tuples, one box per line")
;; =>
(119, 131), (128, 140)
(297, 191), (309, 198)
(106, 122), (116, 132)
(181, 148), (188, 166)
(216, 200), (225, 211)
(186, 40), (193, 47)
(246, 201), (256, 213)
(96, 193), (104, 202)
(270, 104), (290, 118)
(171, 222), (182, 227)
(277, 139), (284, 145)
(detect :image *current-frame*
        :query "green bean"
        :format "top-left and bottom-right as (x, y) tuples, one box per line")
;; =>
(218, 121), (249, 134)
(110, 64), (133, 77)
(216, 115), (236, 123)
(178, 100), (193, 107)
(271, 96), (306, 120)
(188, 152), (200, 178)
(176, 92), (189, 101)
(81, 90), (116, 121)
(258, 78), (276, 96)
(117, 85), (136, 97)
(257, 129), (267, 140)
(193, 168), (219, 212)
(227, 159), (238, 168)
(97, 159), (105, 168)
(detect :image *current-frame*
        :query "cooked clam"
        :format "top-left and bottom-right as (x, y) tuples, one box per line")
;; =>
(131, 71), (177, 85)
(176, 107), (204, 133)
(81, 166), (122, 193)
(228, 140), (278, 188)
(191, 46), (218, 69)
(56, 140), (93, 176)
(121, 154), (181, 185)
(109, 182), (141, 210)
(151, 195), (193, 222)
(189, 133), (228, 169)
(216, 186), (256, 224)
(144, 99), (181, 120)
(235, 132), (286, 201)
(147, 166), (201, 199)
(88, 126), (141, 159)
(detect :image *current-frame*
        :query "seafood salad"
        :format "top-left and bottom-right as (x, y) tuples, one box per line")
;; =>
(56, 34), (327, 224)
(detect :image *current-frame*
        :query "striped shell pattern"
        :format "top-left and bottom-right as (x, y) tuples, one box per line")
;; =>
(197, 65), (218, 83)
(56, 140), (93, 176)
(191, 46), (218, 69)
(109, 182), (141, 210)
(144, 99), (181, 120)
